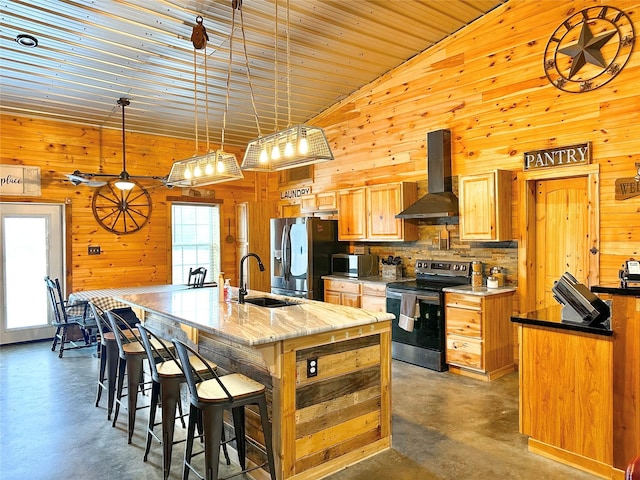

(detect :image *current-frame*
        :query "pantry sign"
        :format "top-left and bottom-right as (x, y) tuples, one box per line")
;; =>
(0, 165), (41, 196)
(523, 142), (591, 171)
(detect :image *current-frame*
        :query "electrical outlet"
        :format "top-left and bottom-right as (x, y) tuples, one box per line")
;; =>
(88, 246), (101, 255)
(306, 358), (318, 378)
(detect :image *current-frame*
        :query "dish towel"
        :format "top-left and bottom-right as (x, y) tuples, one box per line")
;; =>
(399, 293), (418, 332)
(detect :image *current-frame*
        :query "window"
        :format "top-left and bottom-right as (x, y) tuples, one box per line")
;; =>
(171, 204), (220, 285)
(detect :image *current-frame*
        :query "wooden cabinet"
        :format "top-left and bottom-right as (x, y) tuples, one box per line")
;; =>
(459, 170), (512, 241)
(445, 290), (514, 381)
(337, 188), (368, 240)
(337, 182), (418, 241)
(300, 191), (337, 213)
(324, 278), (361, 307)
(361, 282), (387, 313)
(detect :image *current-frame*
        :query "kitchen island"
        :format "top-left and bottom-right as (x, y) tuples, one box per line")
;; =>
(117, 287), (393, 480)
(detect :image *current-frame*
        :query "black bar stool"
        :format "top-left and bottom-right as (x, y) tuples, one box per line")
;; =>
(172, 338), (276, 480)
(106, 309), (166, 443)
(136, 323), (228, 480)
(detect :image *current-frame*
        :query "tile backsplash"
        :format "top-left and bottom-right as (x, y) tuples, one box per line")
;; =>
(361, 222), (518, 284)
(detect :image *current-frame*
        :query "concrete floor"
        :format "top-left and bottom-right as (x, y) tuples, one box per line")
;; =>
(0, 341), (598, 480)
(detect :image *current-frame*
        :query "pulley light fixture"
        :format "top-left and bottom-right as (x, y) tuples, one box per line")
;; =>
(166, 13), (243, 187)
(241, 0), (333, 172)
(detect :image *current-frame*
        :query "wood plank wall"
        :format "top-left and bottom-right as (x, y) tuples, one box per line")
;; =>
(0, 115), (267, 293)
(274, 0), (640, 302)
(2, 0), (639, 304)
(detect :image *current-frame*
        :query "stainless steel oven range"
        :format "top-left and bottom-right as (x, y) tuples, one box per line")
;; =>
(386, 259), (472, 371)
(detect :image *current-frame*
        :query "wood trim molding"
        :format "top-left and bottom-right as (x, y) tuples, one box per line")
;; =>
(517, 164), (600, 314)
(165, 195), (223, 204)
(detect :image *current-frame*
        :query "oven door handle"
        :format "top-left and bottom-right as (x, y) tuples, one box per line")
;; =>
(386, 290), (440, 303)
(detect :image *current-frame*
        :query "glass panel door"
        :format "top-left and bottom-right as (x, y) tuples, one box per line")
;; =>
(0, 203), (64, 344)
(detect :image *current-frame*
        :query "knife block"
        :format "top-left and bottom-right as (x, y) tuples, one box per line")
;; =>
(382, 265), (402, 279)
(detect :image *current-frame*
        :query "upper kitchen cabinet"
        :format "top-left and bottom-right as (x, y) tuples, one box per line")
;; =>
(338, 182), (418, 242)
(459, 170), (512, 241)
(337, 188), (368, 240)
(300, 191), (338, 213)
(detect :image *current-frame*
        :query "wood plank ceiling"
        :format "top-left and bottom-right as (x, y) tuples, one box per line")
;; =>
(1, 0), (507, 148)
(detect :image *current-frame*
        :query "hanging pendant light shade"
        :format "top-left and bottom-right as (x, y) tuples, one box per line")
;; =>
(166, 14), (243, 188)
(241, 0), (334, 172)
(167, 150), (243, 187)
(242, 124), (333, 171)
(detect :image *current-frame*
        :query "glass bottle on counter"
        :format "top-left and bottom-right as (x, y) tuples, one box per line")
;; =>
(472, 271), (483, 287)
(223, 279), (232, 302)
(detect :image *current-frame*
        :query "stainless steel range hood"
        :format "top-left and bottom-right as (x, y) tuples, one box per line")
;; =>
(396, 129), (459, 219)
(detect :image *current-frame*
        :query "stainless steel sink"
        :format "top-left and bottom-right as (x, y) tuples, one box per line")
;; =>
(243, 296), (297, 308)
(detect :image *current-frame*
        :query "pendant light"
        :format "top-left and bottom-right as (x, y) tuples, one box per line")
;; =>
(113, 98), (136, 190)
(166, 14), (243, 187)
(241, 0), (333, 172)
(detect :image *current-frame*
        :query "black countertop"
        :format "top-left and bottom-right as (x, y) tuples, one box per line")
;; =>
(591, 284), (640, 297)
(510, 304), (613, 337)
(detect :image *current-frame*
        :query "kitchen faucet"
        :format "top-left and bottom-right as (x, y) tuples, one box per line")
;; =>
(238, 253), (265, 304)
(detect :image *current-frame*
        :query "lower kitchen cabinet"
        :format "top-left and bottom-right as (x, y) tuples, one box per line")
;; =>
(361, 282), (387, 313)
(324, 278), (361, 307)
(444, 290), (515, 381)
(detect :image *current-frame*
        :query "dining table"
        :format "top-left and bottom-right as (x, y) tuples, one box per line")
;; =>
(68, 283), (196, 312)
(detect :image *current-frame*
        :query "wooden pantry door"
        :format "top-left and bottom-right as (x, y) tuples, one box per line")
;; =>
(534, 177), (590, 309)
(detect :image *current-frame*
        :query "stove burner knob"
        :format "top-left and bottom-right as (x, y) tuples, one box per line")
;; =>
(453, 265), (459, 270)
(460, 265), (466, 271)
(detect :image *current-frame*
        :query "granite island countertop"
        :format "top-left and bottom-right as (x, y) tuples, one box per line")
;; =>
(116, 287), (393, 346)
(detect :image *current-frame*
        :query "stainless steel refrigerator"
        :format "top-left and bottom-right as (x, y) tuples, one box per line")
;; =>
(270, 217), (347, 300)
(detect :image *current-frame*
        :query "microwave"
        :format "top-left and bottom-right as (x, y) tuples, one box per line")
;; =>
(331, 254), (378, 278)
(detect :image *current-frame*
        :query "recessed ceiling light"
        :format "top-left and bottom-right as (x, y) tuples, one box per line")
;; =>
(15, 34), (38, 48)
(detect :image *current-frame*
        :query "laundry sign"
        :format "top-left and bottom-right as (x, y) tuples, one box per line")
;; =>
(0, 165), (41, 196)
(280, 186), (311, 200)
(523, 142), (591, 171)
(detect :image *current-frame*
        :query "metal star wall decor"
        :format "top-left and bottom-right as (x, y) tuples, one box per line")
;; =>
(544, 6), (635, 93)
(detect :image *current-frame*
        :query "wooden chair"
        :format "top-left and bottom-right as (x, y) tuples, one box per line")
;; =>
(136, 323), (226, 480)
(172, 338), (276, 480)
(187, 267), (207, 288)
(44, 276), (96, 358)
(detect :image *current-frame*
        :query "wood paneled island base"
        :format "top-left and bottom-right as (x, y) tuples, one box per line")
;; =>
(117, 288), (392, 480)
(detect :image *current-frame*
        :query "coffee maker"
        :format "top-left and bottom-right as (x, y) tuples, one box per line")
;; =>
(619, 260), (640, 288)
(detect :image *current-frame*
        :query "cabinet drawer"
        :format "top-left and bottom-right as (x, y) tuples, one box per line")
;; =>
(324, 279), (361, 294)
(445, 307), (482, 336)
(362, 283), (386, 297)
(445, 292), (481, 310)
(447, 335), (483, 369)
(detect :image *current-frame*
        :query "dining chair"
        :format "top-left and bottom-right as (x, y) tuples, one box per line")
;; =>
(172, 338), (276, 480)
(136, 323), (226, 480)
(106, 308), (165, 443)
(44, 276), (96, 358)
(187, 267), (207, 288)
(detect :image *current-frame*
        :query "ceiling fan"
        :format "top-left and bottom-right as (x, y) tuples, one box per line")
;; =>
(65, 97), (168, 189)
